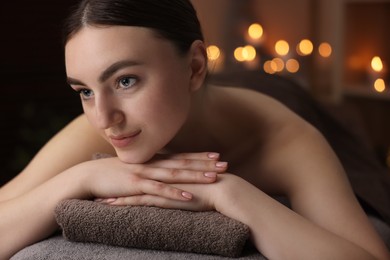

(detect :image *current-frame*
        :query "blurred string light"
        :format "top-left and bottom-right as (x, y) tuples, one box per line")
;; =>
(371, 56), (383, 72)
(318, 42), (332, 58)
(206, 45), (225, 73)
(234, 45), (257, 62)
(275, 40), (289, 56)
(297, 39), (313, 56)
(207, 45), (221, 61)
(234, 47), (245, 62)
(248, 23), (263, 40)
(263, 60), (276, 74)
(208, 21), (387, 97)
(374, 78), (386, 93)
(210, 22), (336, 76)
(272, 58), (284, 72)
(286, 59), (300, 73)
(370, 56), (386, 93)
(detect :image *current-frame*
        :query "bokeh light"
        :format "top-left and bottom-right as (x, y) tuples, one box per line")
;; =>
(234, 47), (245, 62)
(248, 23), (263, 40)
(374, 78), (386, 92)
(371, 56), (383, 72)
(242, 45), (257, 61)
(275, 40), (289, 56)
(207, 45), (221, 61)
(286, 59), (300, 73)
(297, 39), (313, 56)
(318, 42), (332, 58)
(272, 58), (284, 72)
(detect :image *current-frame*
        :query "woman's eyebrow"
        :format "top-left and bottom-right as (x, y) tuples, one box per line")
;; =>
(66, 60), (143, 86)
(66, 77), (85, 86)
(99, 60), (143, 83)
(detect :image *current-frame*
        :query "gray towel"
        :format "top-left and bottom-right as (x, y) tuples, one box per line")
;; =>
(54, 199), (250, 257)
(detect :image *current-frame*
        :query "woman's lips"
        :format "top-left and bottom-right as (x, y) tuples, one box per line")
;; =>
(109, 130), (141, 148)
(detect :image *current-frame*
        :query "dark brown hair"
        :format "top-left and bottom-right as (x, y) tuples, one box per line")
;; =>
(63, 0), (204, 55)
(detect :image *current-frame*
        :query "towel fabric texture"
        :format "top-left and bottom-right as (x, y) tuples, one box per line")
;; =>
(11, 235), (264, 260)
(54, 199), (250, 257)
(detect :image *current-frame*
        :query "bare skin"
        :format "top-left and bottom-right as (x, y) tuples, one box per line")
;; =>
(0, 26), (389, 260)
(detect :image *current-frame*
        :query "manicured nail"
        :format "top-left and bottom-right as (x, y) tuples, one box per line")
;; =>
(105, 198), (117, 203)
(215, 161), (228, 168)
(207, 152), (220, 159)
(204, 172), (217, 178)
(181, 191), (193, 200)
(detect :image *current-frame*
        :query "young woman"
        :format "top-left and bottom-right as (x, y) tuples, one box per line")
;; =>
(1, 0), (389, 259)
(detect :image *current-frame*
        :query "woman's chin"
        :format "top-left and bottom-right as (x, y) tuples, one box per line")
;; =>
(115, 150), (156, 164)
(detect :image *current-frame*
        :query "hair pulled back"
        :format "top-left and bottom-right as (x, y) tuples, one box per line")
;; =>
(63, 0), (204, 54)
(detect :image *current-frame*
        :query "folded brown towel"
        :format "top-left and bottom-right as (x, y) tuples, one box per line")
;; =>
(54, 199), (250, 257)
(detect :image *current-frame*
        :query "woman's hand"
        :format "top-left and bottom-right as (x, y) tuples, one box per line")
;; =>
(104, 173), (241, 213)
(77, 152), (228, 204)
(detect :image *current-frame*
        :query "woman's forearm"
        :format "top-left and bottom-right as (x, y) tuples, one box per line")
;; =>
(0, 153), (225, 259)
(0, 167), (88, 259)
(216, 176), (378, 260)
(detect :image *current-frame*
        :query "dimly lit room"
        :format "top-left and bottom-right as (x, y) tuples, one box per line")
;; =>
(1, 0), (389, 259)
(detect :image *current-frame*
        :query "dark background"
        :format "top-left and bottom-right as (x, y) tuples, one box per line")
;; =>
(0, 1), (82, 185)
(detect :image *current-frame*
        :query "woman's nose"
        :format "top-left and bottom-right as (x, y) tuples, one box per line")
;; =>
(94, 95), (124, 129)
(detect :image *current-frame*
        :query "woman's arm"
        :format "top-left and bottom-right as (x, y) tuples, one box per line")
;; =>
(216, 175), (388, 260)
(249, 115), (390, 259)
(118, 168), (388, 260)
(1, 154), (226, 259)
(239, 91), (389, 259)
(0, 114), (226, 259)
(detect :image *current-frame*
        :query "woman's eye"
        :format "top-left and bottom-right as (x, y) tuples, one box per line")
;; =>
(118, 76), (137, 89)
(78, 89), (94, 100)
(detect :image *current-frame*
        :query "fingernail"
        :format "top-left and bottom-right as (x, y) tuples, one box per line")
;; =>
(207, 152), (220, 159)
(215, 161), (228, 168)
(204, 172), (217, 178)
(94, 198), (103, 202)
(181, 191), (193, 200)
(105, 198), (117, 203)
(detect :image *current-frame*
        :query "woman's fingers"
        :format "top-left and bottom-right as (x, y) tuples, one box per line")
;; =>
(156, 152), (220, 161)
(96, 179), (193, 203)
(108, 195), (196, 210)
(99, 182), (216, 211)
(138, 167), (218, 184)
(88, 154), (227, 203)
(147, 157), (228, 173)
(140, 179), (193, 201)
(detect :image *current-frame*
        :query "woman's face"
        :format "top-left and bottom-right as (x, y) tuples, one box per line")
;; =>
(65, 26), (194, 163)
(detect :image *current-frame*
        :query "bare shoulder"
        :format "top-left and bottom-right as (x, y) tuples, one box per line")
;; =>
(210, 85), (317, 191)
(0, 114), (115, 201)
(213, 85), (311, 138)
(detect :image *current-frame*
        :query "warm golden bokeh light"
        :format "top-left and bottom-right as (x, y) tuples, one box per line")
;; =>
(206, 45), (221, 61)
(207, 45), (224, 73)
(263, 60), (276, 74)
(275, 40), (289, 56)
(297, 39), (313, 56)
(318, 42), (332, 58)
(272, 58), (284, 72)
(234, 45), (256, 62)
(234, 47), (245, 62)
(286, 59), (300, 73)
(371, 56), (383, 72)
(243, 45), (257, 61)
(248, 23), (263, 40)
(374, 78), (386, 92)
